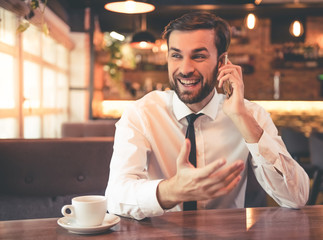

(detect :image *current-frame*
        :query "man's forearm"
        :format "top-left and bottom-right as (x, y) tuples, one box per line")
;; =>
(229, 108), (263, 144)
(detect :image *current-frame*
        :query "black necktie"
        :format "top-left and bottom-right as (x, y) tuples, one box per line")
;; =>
(183, 113), (203, 211)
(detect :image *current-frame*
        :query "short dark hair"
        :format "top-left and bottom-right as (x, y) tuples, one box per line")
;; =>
(162, 11), (231, 58)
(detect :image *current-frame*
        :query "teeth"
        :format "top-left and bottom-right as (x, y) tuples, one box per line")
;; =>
(179, 79), (199, 85)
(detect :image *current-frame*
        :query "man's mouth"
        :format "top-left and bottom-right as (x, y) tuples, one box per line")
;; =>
(177, 78), (201, 86)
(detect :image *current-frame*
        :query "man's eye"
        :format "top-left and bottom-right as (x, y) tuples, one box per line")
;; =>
(171, 53), (182, 59)
(192, 55), (206, 61)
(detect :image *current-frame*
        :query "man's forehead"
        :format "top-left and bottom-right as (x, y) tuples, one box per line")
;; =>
(169, 29), (215, 39)
(168, 29), (216, 52)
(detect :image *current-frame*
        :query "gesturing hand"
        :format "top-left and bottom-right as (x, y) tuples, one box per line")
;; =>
(157, 139), (245, 209)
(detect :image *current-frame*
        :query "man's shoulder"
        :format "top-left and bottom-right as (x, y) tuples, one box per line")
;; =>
(121, 90), (174, 127)
(135, 90), (174, 108)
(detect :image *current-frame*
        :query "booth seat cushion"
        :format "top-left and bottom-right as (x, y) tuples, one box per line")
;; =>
(0, 137), (114, 220)
(0, 194), (85, 220)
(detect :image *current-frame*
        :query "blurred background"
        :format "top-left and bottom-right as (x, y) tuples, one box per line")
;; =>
(0, 0), (323, 138)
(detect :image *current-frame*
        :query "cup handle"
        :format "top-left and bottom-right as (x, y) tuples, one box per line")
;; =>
(61, 205), (75, 217)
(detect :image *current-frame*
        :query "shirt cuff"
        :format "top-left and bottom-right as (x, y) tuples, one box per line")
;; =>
(136, 179), (165, 218)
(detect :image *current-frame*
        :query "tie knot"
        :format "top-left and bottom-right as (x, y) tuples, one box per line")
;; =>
(186, 113), (203, 125)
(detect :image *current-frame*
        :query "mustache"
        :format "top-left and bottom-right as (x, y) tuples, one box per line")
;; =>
(176, 72), (194, 78)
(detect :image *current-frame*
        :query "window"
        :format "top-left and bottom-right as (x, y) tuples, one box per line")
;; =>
(23, 61), (41, 108)
(0, 52), (15, 109)
(0, 6), (70, 138)
(0, 8), (16, 46)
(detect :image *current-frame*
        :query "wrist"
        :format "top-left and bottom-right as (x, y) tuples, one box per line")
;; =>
(156, 178), (180, 209)
(225, 103), (248, 120)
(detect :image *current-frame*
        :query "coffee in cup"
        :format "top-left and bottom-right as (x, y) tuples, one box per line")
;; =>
(61, 195), (107, 227)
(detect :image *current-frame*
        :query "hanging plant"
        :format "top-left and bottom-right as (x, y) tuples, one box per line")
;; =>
(17, 0), (48, 35)
(103, 33), (124, 82)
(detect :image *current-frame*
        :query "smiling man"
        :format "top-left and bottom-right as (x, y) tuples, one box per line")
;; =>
(106, 11), (309, 220)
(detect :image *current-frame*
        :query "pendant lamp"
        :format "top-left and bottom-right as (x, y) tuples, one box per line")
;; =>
(131, 31), (155, 49)
(105, 1), (155, 14)
(290, 20), (304, 38)
(130, 14), (155, 49)
(246, 13), (257, 30)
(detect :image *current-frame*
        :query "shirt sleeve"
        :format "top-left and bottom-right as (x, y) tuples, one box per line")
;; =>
(105, 105), (165, 220)
(245, 102), (310, 208)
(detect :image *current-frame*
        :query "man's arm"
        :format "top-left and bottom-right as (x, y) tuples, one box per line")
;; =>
(217, 60), (263, 144)
(106, 109), (165, 220)
(217, 61), (309, 207)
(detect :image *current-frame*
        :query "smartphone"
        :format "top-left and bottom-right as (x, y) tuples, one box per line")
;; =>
(222, 54), (233, 98)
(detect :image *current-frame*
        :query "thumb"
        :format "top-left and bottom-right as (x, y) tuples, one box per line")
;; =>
(177, 139), (191, 169)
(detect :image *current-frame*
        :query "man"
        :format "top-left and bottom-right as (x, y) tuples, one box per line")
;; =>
(106, 11), (309, 220)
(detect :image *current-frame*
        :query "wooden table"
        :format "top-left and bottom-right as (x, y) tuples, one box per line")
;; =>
(1, 206), (323, 239)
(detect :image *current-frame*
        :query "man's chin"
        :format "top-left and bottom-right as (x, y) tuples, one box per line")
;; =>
(176, 86), (215, 104)
(177, 92), (200, 104)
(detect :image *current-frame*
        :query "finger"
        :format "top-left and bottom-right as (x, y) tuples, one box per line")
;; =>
(217, 73), (231, 88)
(196, 168), (243, 201)
(213, 160), (244, 183)
(230, 66), (242, 81)
(212, 175), (242, 198)
(212, 163), (244, 189)
(177, 139), (191, 168)
(202, 160), (244, 190)
(217, 68), (233, 80)
(198, 158), (227, 179)
(235, 64), (242, 76)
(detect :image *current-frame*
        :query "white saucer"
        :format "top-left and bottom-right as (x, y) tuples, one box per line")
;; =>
(57, 213), (120, 235)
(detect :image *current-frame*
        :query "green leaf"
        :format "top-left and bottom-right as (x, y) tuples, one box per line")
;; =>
(42, 22), (49, 35)
(16, 21), (30, 33)
(31, 0), (40, 9)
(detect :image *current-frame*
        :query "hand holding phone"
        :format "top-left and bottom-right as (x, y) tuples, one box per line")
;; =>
(222, 54), (233, 98)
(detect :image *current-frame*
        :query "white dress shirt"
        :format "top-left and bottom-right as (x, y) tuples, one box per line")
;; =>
(106, 89), (309, 220)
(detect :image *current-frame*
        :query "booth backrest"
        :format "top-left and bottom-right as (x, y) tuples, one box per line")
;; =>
(0, 137), (114, 220)
(61, 120), (118, 138)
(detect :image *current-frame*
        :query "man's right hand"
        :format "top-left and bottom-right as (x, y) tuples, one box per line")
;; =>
(157, 139), (245, 209)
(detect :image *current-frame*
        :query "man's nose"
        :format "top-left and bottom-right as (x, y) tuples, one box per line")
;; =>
(179, 58), (194, 76)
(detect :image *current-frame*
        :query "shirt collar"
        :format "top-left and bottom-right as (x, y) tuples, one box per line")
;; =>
(172, 88), (222, 122)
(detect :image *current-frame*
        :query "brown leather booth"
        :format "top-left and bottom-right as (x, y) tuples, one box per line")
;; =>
(0, 137), (114, 220)
(61, 120), (118, 138)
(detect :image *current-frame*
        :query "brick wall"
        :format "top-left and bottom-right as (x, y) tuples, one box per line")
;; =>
(228, 17), (323, 100)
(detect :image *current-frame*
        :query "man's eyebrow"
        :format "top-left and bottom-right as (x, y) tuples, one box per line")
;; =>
(192, 47), (209, 53)
(169, 47), (209, 53)
(169, 47), (180, 52)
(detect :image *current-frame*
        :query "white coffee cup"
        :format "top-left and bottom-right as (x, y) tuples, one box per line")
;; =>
(61, 195), (107, 227)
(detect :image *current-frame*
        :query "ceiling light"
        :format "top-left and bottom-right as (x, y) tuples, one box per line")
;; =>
(246, 13), (256, 30)
(130, 14), (155, 49)
(290, 20), (304, 37)
(130, 31), (156, 49)
(105, 1), (155, 14)
(110, 31), (125, 41)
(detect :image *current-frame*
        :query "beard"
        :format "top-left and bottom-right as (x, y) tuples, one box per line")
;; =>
(170, 66), (218, 104)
